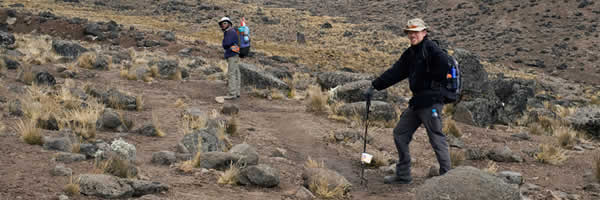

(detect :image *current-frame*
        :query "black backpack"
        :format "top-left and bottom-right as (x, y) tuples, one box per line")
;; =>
(423, 40), (462, 104)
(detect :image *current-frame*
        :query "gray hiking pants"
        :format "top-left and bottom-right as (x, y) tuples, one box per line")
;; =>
(226, 56), (241, 97)
(393, 104), (451, 177)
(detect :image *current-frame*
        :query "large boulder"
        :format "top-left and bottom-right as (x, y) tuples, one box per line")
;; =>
(333, 80), (387, 103)
(239, 63), (289, 90)
(487, 146), (523, 163)
(238, 164), (280, 188)
(454, 98), (500, 127)
(567, 105), (600, 138)
(179, 128), (227, 155)
(316, 71), (374, 89)
(98, 108), (123, 131)
(78, 174), (168, 198)
(336, 101), (397, 122)
(415, 166), (520, 200)
(452, 48), (490, 98)
(52, 40), (88, 59)
(0, 31), (15, 47)
(34, 71), (56, 86)
(151, 151), (177, 165)
(152, 59), (189, 80)
(490, 78), (536, 125)
(302, 168), (352, 195)
(199, 152), (241, 170)
(228, 144), (259, 166)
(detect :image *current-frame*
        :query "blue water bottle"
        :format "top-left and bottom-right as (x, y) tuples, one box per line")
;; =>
(450, 67), (457, 89)
(432, 109), (438, 118)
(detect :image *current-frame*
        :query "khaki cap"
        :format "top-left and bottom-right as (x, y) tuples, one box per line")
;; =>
(404, 18), (428, 32)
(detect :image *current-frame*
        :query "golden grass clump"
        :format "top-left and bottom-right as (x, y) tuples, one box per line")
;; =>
(309, 176), (347, 199)
(528, 122), (545, 136)
(535, 144), (568, 165)
(554, 126), (578, 149)
(58, 100), (104, 139)
(174, 98), (187, 108)
(0, 58), (6, 75)
(152, 111), (166, 137)
(443, 119), (462, 138)
(226, 116), (238, 136)
(591, 95), (600, 105)
(306, 85), (329, 113)
(17, 119), (43, 145)
(217, 162), (240, 185)
(483, 160), (498, 174)
(367, 150), (390, 168)
(181, 113), (207, 135)
(305, 156), (326, 169)
(443, 103), (456, 117)
(270, 88), (285, 100)
(136, 95), (144, 111)
(450, 150), (465, 168)
(17, 64), (34, 85)
(283, 77), (297, 98)
(63, 176), (80, 196)
(97, 156), (137, 178)
(76, 52), (97, 69)
(58, 87), (82, 110)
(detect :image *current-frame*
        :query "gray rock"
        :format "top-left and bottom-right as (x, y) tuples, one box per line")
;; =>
(50, 165), (72, 176)
(316, 71), (374, 89)
(336, 101), (397, 122)
(454, 98), (500, 127)
(101, 88), (137, 110)
(52, 40), (88, 59)
(497, 171), (523, 185)
(79, 174), (133, 198)
(93, 55), (110, 70)
(238, 164), (280, 187)
(466, 148), (488, 160)
(488, 146), (523, 163)
(416, 166), (520, 200)
(58, 194), (69, 200)
(80, 141), (110, 159)
(199, 65), (223, 75)
(152, 59), (188, 79)
(510, 133), (531, 141)
(188, 57), (208, 69)
(199, 152), (241, 170)
(34, 71), (56, 86)
(127, 179), (169, 197)
(567, 106), (600, 138)
(136, 124), (161, 137)
(43, 136), (72, 152)
(3, 57), (20, 69)
(295, 186), (316, 200)
(332, 129), (371, 143)
(221, 103), (239, 115)
(452, 48), (490, 97)
(491, 78), (536, 125)
(180, 128), (227, 155)
(0, 31), (16, 46)
(584, 183), (600, 193)
(135, 66), (151, 80)
(160, 31), (176, 41)
(271, 148), (287, 158)
(239, 63), (289, 90)
(98, 108), (122, 130)
(302, 168), (351, 194)
(55, 152), (86, 163)
(151, 151), (176, 165)
(333, 80), (388, 103)
(229, 144), (259, 166)
(447, 135), (464, 148)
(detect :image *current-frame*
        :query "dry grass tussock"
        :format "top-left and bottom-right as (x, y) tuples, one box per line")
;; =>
(450, 150), (465, 168)
(270, 88), (285, 100)
(96, 156), (137, 178)
(181, 112), (207, 135)
(152, 111), (166, 137)
(443, 119), (462, 138)
(17, 64), (34, 85)
(63, 176), (80, 196)
(136, 95), (144, 111)
(226, 116), (238, 136)
(179, 138), (203, 172)
(217, 162), (241, 185)
(284, 77), (297, 98)
(0, 58), (6, 76)
(366, 150), (390, 168)
(535, 144), (568, 165)
(483, 160), (498, 174)
(305, 157), (326, 169)
(58, 99), (104, 139)
(306, 85), (330, 113)
(76, 51), (97, 69)
(591, 94), (600, 105)
(14, 34), (61, 66)
(309, 176), (347, 199)
(174, 98), (187, 108)
(554, 125), (578, 149)
(17, 119), (43, 145)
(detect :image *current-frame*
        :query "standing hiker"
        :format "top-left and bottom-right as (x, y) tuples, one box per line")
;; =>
(364, 18), (452, 184)
(219, 17), (241, 100)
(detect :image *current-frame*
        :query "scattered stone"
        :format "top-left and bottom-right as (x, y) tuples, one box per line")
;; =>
(271, 148), (287, 158)
(55, 152), (86, 163)
(58, 194), (69, 200)
(34, 71), (56, 86)
(52, 40), (88, 59)
(238, 164), (280, 188)
(321, 22), (333, 29)
(160, 31), (176, 41)
(294, 186), (316, 200)
(151, 151), (176, 165)
(336, 101), (397, 122)
(136, 124), (162, 137)
(567, 106), (600, 138)
(0, 31), (16, 47)
(43, 136), (72, 152)
(51, 165), (73, 176)
(584, 183), (600, 193)
(510, 133), (531, 141)
(316, 71), (374, 89)
(497, 171), (523, 185)
(487, 146), (523, 163)
(79, 174), (168, 198)
(100, 88), (137, 110)
(98, 108), (123, 130)
(221, 103), (239, 115)
(238, 63), (289, 90)
(199, 152), (241, 170)
(180, 128), (227, 155)
(229, 144), (259, 166)
(416, 166), (520, 200)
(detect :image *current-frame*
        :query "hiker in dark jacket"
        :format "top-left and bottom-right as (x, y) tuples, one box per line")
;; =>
(365, 18), (452, 184)
(219, 17), (241, 100)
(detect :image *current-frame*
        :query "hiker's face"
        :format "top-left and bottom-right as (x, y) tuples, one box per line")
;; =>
(219, 22), (229, 30)
(407, 30), (427, 46)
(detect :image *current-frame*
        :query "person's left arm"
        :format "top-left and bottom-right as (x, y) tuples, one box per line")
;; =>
(426, 41), (450, 82)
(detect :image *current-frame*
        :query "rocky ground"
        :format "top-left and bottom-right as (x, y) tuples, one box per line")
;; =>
(0, 0), (600, 200)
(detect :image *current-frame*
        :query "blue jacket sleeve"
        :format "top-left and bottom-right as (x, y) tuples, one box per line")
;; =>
(371, 53), (409, 91)
(222, 29), (238, 50)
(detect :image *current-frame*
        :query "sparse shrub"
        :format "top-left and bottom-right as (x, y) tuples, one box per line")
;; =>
(98, 156), (137, 178)
(174, 98), (187, 108)
(450, 150), (465, 168)
(217, 123), (232, 151)
(270, 88), (284, 100)
(152, 111), (166, 137)
(535, 144), (568, 165)
(169, 68), (183, 80)
(554, 126), (578, 149)
(284, 77), (297, 98)
(136, 95), (144, 111)
(63, 176), (80, 196)
(181, 113), (207, 134)
(17, 64), (34, 85)
(72, 141), (81, 153)
(17, 119), (43, 145)
(443, 119), (462, 138)
(120, 67), (129, 79)
(483, 160), (498, 174)
(59, 100), (103, 139)
(528, 123), (545, 135)
(217, 162), (240, 185)
(537, 116), (556, 134)
(76, 52), (97, 69)
(58, 87), (81, 110)
(226, 116), (238, 136)
(554, 105), (576, 118)
(305, 156), (325, 169)
(150, 65), (159, 78)
(591, 95), (600, 105)
(309, 176), (346, 199)
(306, 85), (329, 113)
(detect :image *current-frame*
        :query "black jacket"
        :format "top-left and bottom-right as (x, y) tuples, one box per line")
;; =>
(371, 38), (450, 109)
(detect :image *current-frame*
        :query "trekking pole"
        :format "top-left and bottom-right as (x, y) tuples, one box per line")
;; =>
(360, 96), (371, 187)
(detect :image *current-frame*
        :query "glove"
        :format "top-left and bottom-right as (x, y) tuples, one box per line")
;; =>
(364, 86), (375, 100)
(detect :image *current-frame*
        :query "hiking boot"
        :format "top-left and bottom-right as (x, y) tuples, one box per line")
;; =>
(383, 175), (412, 184)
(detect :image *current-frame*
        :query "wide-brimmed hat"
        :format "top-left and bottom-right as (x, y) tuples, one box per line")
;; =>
(404, 18), (428, 32)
